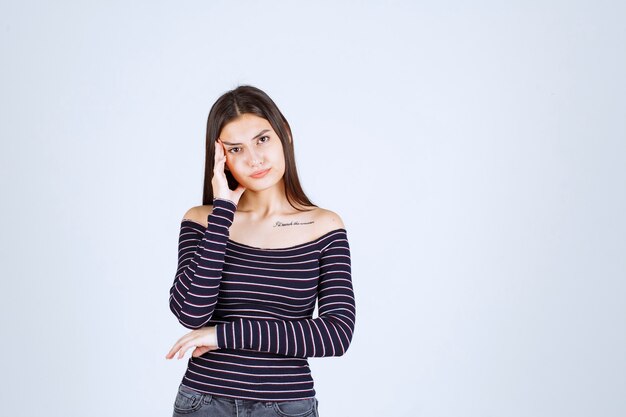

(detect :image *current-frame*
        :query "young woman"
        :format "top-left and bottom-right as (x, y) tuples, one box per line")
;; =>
(165, 85), (356, 417)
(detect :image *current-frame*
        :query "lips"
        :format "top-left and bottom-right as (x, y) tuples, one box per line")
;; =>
(250, 168), (270, 178)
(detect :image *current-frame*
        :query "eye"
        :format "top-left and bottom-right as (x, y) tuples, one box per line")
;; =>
(227, 136), (269, 154)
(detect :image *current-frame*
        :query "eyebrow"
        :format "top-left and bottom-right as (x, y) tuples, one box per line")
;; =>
(219, 129), (271, 146)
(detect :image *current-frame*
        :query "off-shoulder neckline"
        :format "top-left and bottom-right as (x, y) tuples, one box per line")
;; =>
(181, 219), (346, 251)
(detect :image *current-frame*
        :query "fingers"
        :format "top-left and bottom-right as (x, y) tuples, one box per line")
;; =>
(168, 341), (215, 360)
(215, 139), (227, 164)
(212, 140), (233, 201)
(165, 331), (194, 359)
(192, 346), (211, 357)
(165, 328), (217, 360)
(165, 341), (180, 359)
(165, 340), (192, 360)
(178, 344), (189, 359)
(165, 341), (183, 359)
(214, 142), (229, 178)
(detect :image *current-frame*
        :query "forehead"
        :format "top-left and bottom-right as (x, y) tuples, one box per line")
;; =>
(220, 114), (274, 139)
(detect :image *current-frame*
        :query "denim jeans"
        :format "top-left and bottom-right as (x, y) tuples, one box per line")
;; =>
(172, 383), (320, 417)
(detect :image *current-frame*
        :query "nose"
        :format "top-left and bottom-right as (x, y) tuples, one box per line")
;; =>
(247, 148), (264, 166)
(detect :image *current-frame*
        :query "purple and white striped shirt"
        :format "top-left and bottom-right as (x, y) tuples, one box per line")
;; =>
(169, 198), (356, 401)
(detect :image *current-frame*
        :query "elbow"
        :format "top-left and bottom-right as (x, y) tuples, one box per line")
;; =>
(338, 319), (356, 356)
(175, 313), (210, 330)
(314, 314), (355, 357)
(323, 340), (351, 358)
(169, 300), (211, 329)
(336, 334), (354, 357)
(177, 318), (206, 330)
(330, 315), (355, 357)
(324, 324), (355, 357)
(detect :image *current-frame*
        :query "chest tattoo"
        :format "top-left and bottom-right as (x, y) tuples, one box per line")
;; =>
(273, 220), (315, 227)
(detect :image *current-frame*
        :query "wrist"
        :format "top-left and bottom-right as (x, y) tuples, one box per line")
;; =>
(212, 197), (238, 208)
(210, 326), (218, 348)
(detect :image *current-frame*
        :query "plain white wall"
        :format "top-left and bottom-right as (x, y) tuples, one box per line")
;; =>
(1, 1), (624, 416)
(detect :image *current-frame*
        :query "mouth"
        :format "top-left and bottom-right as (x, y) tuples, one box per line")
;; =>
(250, 168), (271, 178)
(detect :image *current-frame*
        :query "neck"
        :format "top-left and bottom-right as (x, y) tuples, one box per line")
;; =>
(237, 180), (292, 218)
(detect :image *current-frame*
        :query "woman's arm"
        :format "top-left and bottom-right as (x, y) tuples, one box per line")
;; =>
(168, 198), (237, 329)
(214, 230), (356, 358)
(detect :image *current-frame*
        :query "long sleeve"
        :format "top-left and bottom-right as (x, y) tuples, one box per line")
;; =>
(214, 229), (356, 358)
(169, 198), (237, 329)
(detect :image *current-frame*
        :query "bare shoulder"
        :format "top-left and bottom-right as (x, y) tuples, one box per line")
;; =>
(312, 206), (346, 234)
(181, 205), (213, 227)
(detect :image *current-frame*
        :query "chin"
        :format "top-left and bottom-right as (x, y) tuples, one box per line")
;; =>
(244, 182), (278, 192)
(246, 178), (284, 192)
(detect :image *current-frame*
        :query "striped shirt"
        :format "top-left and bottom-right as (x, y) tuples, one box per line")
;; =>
(169, 197), (356, 401)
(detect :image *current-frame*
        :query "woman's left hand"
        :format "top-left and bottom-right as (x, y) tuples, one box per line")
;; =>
(165, 326), (219, 360)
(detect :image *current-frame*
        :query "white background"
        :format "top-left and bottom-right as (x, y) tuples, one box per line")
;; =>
(1, 1), (625, 416)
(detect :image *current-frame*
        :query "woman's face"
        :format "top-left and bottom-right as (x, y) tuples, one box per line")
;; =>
(218, 113), (286, 191)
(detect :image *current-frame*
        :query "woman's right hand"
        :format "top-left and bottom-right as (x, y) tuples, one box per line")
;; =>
(212, 139), (246, 205)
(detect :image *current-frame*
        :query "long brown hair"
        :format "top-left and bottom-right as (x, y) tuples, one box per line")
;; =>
(202, 85), (316, 211)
